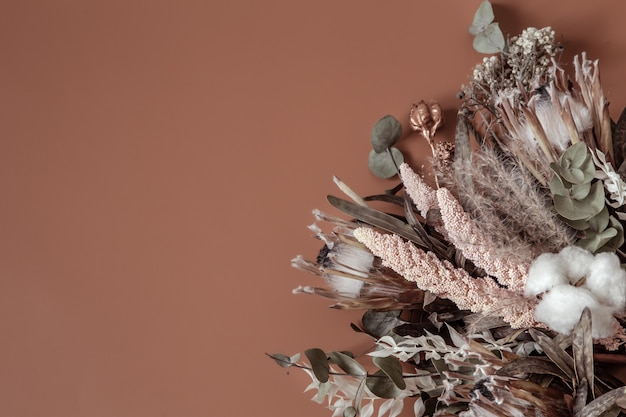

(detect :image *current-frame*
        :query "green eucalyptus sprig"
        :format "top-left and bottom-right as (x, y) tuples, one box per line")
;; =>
(550, 142), (624, 253)
(368, 115), (405, 179)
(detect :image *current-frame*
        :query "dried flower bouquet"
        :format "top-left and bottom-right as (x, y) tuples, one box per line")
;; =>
(270, 1), (626, 416)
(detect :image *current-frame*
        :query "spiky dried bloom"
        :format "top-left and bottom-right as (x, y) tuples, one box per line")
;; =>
(353, 227), (537, 328)
(291, 210), (426, 310)
(575, 53), (613, 162)
(436, 188), (528, 291)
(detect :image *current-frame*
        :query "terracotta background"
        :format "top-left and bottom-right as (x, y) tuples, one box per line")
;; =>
(2, 1), (626, 416)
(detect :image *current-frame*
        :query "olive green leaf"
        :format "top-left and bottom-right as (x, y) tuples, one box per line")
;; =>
(368, 147), (404, 178)
(304, 348), (330, 383)
(372, 356), (406, 389)
(553, 142), (595, 184)
(371, 115), (402, 153)
(366, 370), (403, 398)
(554, 182), (605, 221)
(328, 351), (366, 376)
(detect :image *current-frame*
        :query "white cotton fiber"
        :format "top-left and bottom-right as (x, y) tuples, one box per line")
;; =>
(559, 246), (595, 284)
(583, 252), (626, 309)
(524, 253), (568, 297)
(590, 305), (620, 339)
(534, 285), (599, 335)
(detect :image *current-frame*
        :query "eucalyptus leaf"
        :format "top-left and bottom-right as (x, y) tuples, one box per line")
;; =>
(366, 370), (403, 399)
(269, 353), (294, 368)
(604, 216), (625, 252)
(555, 142), (596, 184)
(570, 182), (593, 200)
(328, 351), (367, 376)
(469, 0), (495, 35)
(550, 172), (571, 196)
(371, 115), (403, 153)
(577, 227), (618, 254)
(305, 348), (330, 383)
(588, 207), (610, 233)
(469, 0), (504, 53)
(368, 147), (404, 179)
(472, 23), (505, 54)
(372, 356), (406, 389)
(554, 182), (605, 220)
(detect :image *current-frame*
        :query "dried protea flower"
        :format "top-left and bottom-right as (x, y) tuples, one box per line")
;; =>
(291, 210), (427, 310)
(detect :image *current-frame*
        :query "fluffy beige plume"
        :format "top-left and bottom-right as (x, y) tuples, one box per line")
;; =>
(451, 147), (575, 265)
(353, 227), (537, 329)
(436, 188), (528, 292)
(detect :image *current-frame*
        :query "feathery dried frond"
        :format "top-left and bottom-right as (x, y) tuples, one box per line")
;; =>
(450, 146), (575, 264)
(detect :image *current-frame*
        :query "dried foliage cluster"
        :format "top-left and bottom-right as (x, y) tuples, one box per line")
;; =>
(270, 1), (626, 416)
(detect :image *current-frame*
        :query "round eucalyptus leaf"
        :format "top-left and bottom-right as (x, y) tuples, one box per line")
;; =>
(587, 206), (610, 233)
(473, 22), (504, 54)
(550, 172), (570, 196)
(569, 182), (592, 200)
(371, 115), (402, 153)
(577, 227), (618, 254)
(368, 147), (404, 179)
(557, 143), (595, 184)
(554, 182), (605, 221)
(469, 0), (495, 35)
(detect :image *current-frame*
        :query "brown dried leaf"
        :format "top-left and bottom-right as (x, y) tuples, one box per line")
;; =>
(529, 328), (575, 383)
(576, 386), (626, 417)
(573, 377), (588, 416)
(326, 195), (426, 247)
(612, 107), (626, 169)
(572, 307), (594, 397)
(496, 357), (568, 381)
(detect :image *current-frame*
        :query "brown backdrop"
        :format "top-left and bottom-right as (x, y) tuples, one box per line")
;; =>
(2, 1), (626, 416)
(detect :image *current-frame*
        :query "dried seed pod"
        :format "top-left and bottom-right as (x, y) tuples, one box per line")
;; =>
(409, 101), (433, 133)
(429, 102), (444, 136)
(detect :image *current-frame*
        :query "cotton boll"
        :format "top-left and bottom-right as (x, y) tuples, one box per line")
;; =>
(535, 285), (599, 335)
(584, 252), (626, 309)
(590, 305), (619, 339)
(559, 246), (594, 284)
(524, 253), (568, 297)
